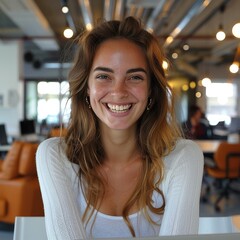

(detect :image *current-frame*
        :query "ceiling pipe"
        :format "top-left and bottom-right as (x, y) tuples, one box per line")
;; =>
(78, 0), (94, 30)
(164, 0), (213, 47)
(114, 0), (125, 20)
(155, 0), (179, 35)
(126, 5), (137, 17)
(211, 39), (239, 57)
(173, 0), (230, 50)
(65, 13), (76, 33)
(0, 0), (59, 51)
(145, 0), (167, 32)
(104, 0), (116, 21)
(134, 7), (145, 19)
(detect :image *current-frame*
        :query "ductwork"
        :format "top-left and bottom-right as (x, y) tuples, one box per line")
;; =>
(145, 0), (167, 32)
(0, 0), (59, 51)
(78, 0), (94, 30)
(164, 0), (212, 47)
(104, 0), (115, 21)
(114, 0), (125, 20)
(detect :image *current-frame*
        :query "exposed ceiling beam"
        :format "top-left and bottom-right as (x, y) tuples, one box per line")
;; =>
(78, 0), (93, 30)
(0, 0), (59, 51)
(104, 0), (116, 21)
(164, 0), (213, 47)
(114, 0), (125, 20)
(172, 0), (230, 49)
(145, 0), (167, 32)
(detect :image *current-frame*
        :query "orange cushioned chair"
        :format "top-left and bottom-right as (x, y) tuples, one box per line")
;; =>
(0, 141), (44, 224)
(48, 127), (67, 138)
(205, 142), (240, 211)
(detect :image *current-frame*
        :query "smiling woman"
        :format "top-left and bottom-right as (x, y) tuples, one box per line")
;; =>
(36, 16), (204, 240)
(88, 38), (149, 130)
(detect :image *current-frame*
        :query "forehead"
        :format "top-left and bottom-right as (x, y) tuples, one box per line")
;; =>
(92, 38), (148, 68)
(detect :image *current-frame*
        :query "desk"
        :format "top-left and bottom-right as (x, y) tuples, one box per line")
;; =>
(0, 145), (11, 152)
(13, 216), (240, 240)
(0, 145), (11, 158)
(194, 140), (224, 154)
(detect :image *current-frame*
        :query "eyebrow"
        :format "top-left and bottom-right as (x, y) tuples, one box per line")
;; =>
(93, 66), (148, 74)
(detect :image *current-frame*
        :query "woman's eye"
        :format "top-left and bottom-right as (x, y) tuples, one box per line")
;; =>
(96, 74), (109, 80)
(129, 75), (144, 81)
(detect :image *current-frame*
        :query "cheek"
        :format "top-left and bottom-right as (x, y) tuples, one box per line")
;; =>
(131, 86), (149, 101)
(88, 84), (106, 101)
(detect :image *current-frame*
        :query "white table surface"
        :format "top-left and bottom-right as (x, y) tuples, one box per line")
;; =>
(0, 145), (12, 152)
(13, 215), (240, 240)
(194, 140), (224, 154)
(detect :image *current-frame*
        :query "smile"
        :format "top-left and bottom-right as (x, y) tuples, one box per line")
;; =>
(107, 103), (132, 113)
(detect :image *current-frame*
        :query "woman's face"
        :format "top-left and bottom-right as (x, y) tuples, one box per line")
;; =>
(88, 38), (150, 130)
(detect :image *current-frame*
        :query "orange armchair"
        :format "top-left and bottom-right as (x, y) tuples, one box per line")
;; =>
(205, 142), (240, 211)
(0, 141), (44, 224)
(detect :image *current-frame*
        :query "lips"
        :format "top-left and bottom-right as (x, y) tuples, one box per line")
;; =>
(106, 103), (132, 113)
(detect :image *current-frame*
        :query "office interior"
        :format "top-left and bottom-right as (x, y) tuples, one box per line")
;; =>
(0, 0), (240, 239)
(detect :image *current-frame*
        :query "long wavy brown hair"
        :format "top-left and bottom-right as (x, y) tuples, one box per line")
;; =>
(65, 16), (182, 237)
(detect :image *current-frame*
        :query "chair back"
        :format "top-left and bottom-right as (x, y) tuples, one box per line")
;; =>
(18, 143), (38, 176)
(214, 142), (240, 176)
(49, 127), (67, 137)
(0, 141), (24, 180)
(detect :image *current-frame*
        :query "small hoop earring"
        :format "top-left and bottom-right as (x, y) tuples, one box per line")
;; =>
(146, 98), (152, 111)
(85, 96), (91, 109)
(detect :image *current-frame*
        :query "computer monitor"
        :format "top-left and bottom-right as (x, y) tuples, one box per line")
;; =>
(229, 117), (240, 133)
(19, 119), (36, 135)
(0, 124), (8, 145)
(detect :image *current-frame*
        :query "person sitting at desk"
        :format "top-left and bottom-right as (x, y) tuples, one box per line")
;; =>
(182, 105), (212, 140)
(36, 17), (204, 239)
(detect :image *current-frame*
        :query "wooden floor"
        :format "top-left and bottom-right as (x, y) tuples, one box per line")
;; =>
(1, 179), (240, 240)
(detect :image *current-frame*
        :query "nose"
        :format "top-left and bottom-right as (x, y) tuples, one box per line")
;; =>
(110, 81), (128, 98)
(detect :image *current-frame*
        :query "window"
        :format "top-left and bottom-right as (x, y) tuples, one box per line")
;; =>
(26, 81), (70, 126)
(206, 82), (237, 126)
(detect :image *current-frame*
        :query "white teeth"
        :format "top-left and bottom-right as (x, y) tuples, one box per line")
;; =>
(107, 103), (131, 113)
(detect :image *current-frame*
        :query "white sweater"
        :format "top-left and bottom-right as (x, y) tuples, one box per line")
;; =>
(36, 138), (203, 240)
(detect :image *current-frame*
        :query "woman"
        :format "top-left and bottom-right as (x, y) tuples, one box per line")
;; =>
(36, 16), (203, 239)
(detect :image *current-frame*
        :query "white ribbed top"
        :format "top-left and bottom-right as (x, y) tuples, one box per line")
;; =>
(36, 138), (203, 240)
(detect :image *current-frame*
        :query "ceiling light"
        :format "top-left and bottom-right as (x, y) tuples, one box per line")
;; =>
(189, 81), (196, 89)
(182, 84), (189, 91)
(216, 4), (226, 41)
(63, 28), (73, 38)
(62, 6), (69, 14)
(162, 60), (169, 70)
(166, 36), (173, 45)
(195, 92), (202, 98)
(232, 23), (240, 38)
(172, 52), (178, 59)
(201, 77), (211, 87)
(183, 44), (189, 51)
(86, 23), (93, 31)
(216, 25), (226, 41)
(229, 62), (239, 73)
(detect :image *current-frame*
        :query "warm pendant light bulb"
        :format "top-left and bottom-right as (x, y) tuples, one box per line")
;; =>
(62, 6), (69, 14)
(232, 23), (240, 38)
(229, 62), (239, 73)
(216, 30), (226, 41)
(63, 28), (73, 38)
(216, 24), (226, 41)
(162, 60), (169, 70)
(201, 77), (211, 87)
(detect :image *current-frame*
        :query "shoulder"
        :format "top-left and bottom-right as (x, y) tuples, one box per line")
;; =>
(36, 137), (67, 167)
(164, 138), (204, 169)
(37, 137), (63, 151)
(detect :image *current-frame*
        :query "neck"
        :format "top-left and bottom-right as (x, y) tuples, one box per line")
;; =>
(100, 124), (140, 166)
